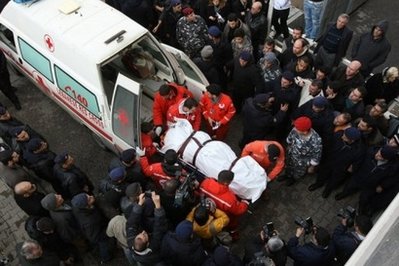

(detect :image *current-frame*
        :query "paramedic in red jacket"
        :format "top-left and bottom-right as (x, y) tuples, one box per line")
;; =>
(153, 83), (193, 135)
(200, 84), (236, 140)
(199, 170), (249, 235)
(241, 140), (285, 181)
(166, 97), (202, 131)
(138, 148), (183, 190)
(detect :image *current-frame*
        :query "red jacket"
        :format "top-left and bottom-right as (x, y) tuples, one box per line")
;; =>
(166, 98), (202, 131)
(241, 140), (285, 181)
(139, 156), (174, 188)
(140, 133), (157, 158)
(152, 83), (193, 126)
(200, 178), (248, 216)
(200, 93), (236, 125)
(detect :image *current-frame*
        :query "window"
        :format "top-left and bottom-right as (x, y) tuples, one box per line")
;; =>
(171, 53), (202, 83)
(54, 65), (101, 118)
(18, 38), (53, 82)
(0, 24), (16, 52)
(112, 85), (138, 146)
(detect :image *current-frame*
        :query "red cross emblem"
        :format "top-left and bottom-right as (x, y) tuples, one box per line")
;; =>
(44, 34), (55, 52)
(33, 71), (51, 95)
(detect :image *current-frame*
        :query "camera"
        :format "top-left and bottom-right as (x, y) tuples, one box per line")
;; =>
(294, 216), (314, 234)
(262, 222), (275, 238)
(337, 206), (356, 227)
(144, 190), (153, 198)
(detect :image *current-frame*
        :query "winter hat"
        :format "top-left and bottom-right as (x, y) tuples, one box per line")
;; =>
(200, 45), (213, 60)
(54, 151), (68, 164)
(208, 26), (221, 37)
(380, 145), (397, 160)
(312, 96), (328, 108)
(282, 71), (294, 82)
(294, 116), (312, 132)
(0, 106), (7, 115)
(26, 138), (42, 152)
(71, 193), (88, 208)
(109, 167), (126, 182)
(206, 84), (222, 96)
(239, 51), (251, 61)
(41, 193), (57, 211)
(0, 150), (12, 164)
(175, 220), (193, 240)
(263, 52), (277, 63)
(121, 148), (136, 163)
(9, 126), (24, 137)
(125, 182), (142, 198)
(171, 0), (181, 6)
(375, 20), (389, 33)
(253, 93), (272, 105)
(213, 246), (231, 265)
(36, 217), (55, 232)
(182, 7), (193, 16)
(344, 127), (361, 141)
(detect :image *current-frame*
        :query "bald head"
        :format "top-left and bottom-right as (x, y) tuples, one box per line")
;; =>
(251, 1), (262, 14)
(346, 60), (362, 77)
(14, 181), (36, 197)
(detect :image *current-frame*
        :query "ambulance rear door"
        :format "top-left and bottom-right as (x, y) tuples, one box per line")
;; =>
(162, 44), (209, 100)
(110, 73), (142, 152)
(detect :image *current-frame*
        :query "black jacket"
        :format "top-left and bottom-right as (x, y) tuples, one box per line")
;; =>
(287, 236), (335, 266)
(161, 232), (207, 266)
(53, 164), (93, 200)
(332, 224), (362, 265)
(14, 191), (49, 217)
(316, 22), (353, 66)
(49, 204), (81, 243)
(72, 204), (108, 244)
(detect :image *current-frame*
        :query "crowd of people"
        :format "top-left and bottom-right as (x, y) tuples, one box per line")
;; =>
(1, 0), (399, 265)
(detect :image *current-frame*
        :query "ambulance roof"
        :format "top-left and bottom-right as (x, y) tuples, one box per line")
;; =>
(1, 0), (148, 64)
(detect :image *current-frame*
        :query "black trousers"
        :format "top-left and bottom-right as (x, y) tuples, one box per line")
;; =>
(272, 8), (290, 38)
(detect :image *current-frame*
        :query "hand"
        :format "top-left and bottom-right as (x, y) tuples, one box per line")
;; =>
(295, 227), (305, 238)
(376, 186), (383, 193)
(151, 192), (161, 208)
(307, 165), (316, 174)
(136, 147), (146, 157)
(280, 103), (289, 112)
(152, 142), (160, 149)
(154, 126), (163, 136)
(138, 193), (146, 205)
(347, 164), (353, 173)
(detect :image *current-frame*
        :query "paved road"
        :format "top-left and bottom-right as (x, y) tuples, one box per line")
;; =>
(0, 0), (397, 265)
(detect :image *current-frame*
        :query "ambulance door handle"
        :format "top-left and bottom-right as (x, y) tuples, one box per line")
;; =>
(18, 58), (22, 64)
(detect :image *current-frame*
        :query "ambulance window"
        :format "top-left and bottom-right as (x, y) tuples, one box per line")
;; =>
(136, 37), (171, 76)
(112, 86), (137, 146)
(18, 38), (53, 83)
(0, 24), (16, 52)
(173, 56), (202, 83)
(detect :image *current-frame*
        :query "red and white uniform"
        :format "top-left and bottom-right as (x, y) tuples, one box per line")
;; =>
(200, 93), (236, 140)
(166, 98), (202, 131)
(152, 83), (193, 127)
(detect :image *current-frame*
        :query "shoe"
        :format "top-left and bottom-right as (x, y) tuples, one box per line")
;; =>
(285, 177), (296, 186)
(335, 192), (347, 201)
(308, 183), (323, 192)
(322, 189), (331, 199)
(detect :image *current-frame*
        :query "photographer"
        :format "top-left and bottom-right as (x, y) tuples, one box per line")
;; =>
(287, 225), (335, 266)
(243, 226), (287, 266)
(333, 215), (372, 265)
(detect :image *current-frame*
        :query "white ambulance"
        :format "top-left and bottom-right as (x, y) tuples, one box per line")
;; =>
(0, 0), (208, 153)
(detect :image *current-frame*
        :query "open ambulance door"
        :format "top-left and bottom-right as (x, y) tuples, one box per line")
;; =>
(162, 44), (209, 100)
(110, 73), (142, 152)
